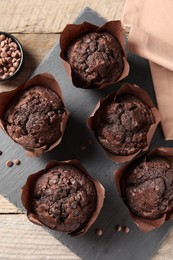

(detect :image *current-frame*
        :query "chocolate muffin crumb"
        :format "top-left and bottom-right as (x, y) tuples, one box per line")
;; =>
(95, 228), (103, 236)
(32, 164), (97, 233)
(13, 159), (20, 165)
(6, 160), (13, 167)
(66, 32), (124, 88)
(93, 94), (154, 156)
(5, 86), (66, 149)
(123, 156), (173, 219)
(122, 226), (130, 233)
(115, 224), (122, 232)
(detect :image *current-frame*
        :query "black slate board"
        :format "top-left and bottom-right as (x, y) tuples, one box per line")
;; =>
(1, 7), (173, 260)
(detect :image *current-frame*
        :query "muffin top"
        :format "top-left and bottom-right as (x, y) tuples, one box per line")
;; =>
(93, 94), (154, 155)
(32, 164), (97, 233)
(66, 32), (124, 88)
(122, 156), (173, 219)
(5, 86), (65, 149)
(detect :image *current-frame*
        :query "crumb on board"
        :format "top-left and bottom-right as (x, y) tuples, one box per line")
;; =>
(115, 224), (122, 232)
(13, 159), (21, 165)
(95, 228), (103, 236)
(123, 226), (130, 233)
(6, 160), (13, 167)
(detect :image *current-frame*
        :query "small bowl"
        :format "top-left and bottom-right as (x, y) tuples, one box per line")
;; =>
(0, 31), (24, 82)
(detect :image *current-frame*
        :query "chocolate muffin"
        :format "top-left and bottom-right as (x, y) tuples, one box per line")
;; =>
(122, 156), (173, 220)
(32, 164), (97, 233)
(93, 94), (155, 156)
(5, 86), (66, 149)
(66, 32), (124, 89)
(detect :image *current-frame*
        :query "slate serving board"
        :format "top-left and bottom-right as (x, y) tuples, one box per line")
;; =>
(1, 7), (173, 260)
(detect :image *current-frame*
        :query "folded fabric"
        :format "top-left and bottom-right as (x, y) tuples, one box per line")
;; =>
(149, 62), (173, 140)
(122, 0), (173, 139)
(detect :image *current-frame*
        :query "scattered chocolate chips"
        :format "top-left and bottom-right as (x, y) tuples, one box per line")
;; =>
(6, 160), (13, 167)
(95, 228), (103, 236)
(115, 224), (122, 232)
(13, 159), (20, 165)
(123, 226), (130, 234)
(0, 34), (22, 80)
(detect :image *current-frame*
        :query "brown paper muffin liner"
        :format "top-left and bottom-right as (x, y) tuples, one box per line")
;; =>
(87, 83), (161, 163)
(115, 147), (173, 232)
(21, 160), (105, 236)
(60, 20), (129, 89)
(0, 73), (70, 157)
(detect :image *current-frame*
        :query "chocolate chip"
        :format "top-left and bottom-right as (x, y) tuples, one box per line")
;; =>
(57, 108), (64, 114)
(0, 41), (5, 48)
(71, 202), (77, 209)
(9, 71), (14, 76)
(95, 228), (103, 236)
(13, 62), (19, 68)
(0, 34), (6, 41)
(38, 137), (45, 143)
(6, 160), (13, 167)
(2, 45), (9, 52)
(13, 159), (20, 165)
(123, 226), (130, 233)
(115, 224), (122, 232)
(6, 57), (12, 63)
(0, 150), (2, 155)
(9, 66), (15, 72)
(1, 52), (7, 58)
(12, 42), (18, 49)
(8, 38), (12, 43)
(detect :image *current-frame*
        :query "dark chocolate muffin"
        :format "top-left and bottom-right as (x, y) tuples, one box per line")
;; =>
(66, 32), (124, 88)
(32, 164), (97, 233)
(93, 94), (154, 155)
(122, 156), (173, 219)
(5, 86), (65, 149)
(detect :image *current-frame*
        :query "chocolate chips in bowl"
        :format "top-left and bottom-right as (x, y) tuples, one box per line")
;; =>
(0, 32), (23, 81)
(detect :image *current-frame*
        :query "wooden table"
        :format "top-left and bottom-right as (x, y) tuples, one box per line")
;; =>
(0, 1), (173, 259)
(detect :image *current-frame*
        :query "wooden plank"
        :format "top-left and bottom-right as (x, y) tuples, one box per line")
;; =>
(0, 195), (21, 213)
(0, 0), (125, 33)
(0, 214), (80, 260)
(153, 231), (173, 260)
(0, 203), (173, 260)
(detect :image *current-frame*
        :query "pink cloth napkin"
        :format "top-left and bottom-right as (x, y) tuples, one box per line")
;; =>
(122, 0), (173, 140)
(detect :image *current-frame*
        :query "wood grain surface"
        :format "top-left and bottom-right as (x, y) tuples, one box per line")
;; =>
(0, 1), (172, 259)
